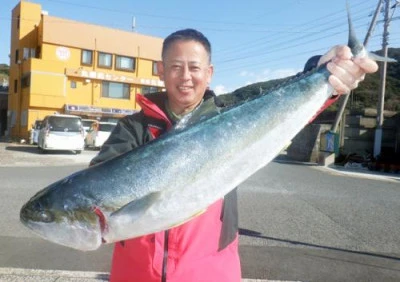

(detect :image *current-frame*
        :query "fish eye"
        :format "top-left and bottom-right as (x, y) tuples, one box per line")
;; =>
(39, 210), (54, 223)
(22, 200), (54, 223)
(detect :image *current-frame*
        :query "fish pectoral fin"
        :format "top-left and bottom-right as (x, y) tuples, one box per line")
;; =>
(168, 208), (207, 229)
(110, 192), (161, 221)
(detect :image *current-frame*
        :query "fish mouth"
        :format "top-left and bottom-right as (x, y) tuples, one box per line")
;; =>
(20, 209), (104, 251)
(20, 202), (54, 224)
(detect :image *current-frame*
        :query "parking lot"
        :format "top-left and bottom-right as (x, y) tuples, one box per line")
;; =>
(1, 139), (399, 282)
(0, 141), (97, 167)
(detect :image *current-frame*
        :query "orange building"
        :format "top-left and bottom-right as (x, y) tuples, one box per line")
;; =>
(8, 1), (164, 140)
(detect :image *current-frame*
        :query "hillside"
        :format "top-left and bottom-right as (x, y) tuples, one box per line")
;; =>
(227, 48), (400, 112)
(0, 64), (9, 83)
(350, 48), (400, 111)
(0, 64), (9, 75)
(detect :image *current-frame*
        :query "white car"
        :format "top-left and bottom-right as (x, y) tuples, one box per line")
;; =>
(38, 114), (85, 154)
(85, 122), (116, 149)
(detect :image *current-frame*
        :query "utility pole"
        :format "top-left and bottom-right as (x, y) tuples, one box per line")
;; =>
(373, 0), (391, 157)
(331, 0), (383, 133)
(132, 17), (136, 32)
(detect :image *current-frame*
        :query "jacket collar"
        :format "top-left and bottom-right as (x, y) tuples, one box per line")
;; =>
(136, 92), (173, 130)
(136, 89), (217, 131)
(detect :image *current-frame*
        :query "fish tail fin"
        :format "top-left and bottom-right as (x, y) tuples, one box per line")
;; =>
(347, 2), (397, 63)
(368, 52), (398, 63)
(346, 2), (366, 58)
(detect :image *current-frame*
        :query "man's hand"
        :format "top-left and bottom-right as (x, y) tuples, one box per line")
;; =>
(318, 45), (379, 95)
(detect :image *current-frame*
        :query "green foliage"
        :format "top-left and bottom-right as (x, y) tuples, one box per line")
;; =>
(0, 64), (9, 76)
(226, 48), (400, 112)
(348, 48), (400, 111)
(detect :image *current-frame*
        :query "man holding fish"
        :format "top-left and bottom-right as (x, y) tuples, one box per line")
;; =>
(89, 28), (378, 282)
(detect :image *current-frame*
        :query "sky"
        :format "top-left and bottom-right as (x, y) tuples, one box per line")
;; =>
(1, 0), (399, 94)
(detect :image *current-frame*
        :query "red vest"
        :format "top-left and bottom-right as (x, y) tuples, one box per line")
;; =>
(110, 94), (241, 282)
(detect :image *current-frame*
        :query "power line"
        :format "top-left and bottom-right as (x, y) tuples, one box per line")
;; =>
(215, 21), (383, 74)
(214, 3), (399, 75)
(213, 2), (375, 56)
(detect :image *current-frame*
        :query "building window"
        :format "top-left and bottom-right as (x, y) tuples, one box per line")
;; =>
(21, 110), (28, 127)
(23, 48), (36, 60)
(21, 74), (30, 88)
(81, 50), (93, 66)
(36, 46), (41, 59)
(101, 81), (129, 99)
(70, 81), (77, 89)
(115, 55), (135, 71)
(141, 86), (158, 95)
(23, 48), (29, 60)
(98, 52), (112, 68)
(17, 15), (20, 29)
(152, 61), (159, 76)
(15, 49), (19, 64)
(14, 79), (18, 93)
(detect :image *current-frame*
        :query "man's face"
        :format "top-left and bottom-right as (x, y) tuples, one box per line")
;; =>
(158, 40), (214, 115)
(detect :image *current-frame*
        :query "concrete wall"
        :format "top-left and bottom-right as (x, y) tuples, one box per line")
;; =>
(341, 109), (399, 156)
(286, 108), (400, 163)
(286, 124), (331, 163)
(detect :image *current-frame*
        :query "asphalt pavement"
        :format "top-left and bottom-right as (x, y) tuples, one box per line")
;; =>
(2, 141), (399, 182)
(0, 141), (96, 167)
(1, 140), (399, 281)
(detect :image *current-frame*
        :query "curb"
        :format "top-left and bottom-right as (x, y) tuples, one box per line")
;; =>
(0, 268), (301, 282)
(323, 164), (400, 182)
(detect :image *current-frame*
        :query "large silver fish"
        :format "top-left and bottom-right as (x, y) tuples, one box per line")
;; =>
(19, 9), (386, 251)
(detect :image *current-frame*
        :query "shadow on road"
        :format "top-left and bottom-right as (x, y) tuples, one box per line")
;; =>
(5, 145), (77, 155)
(239, 227), (400, 261)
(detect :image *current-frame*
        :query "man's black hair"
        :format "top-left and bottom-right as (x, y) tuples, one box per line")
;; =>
(162, 28), (212, 63)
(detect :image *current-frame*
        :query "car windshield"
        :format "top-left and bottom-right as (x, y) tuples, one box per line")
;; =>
(98, 123), (116, 132)
(82, 120), (95, 128)
(48, 116), (81, 132)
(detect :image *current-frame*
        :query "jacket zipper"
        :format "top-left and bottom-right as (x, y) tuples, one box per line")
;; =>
(161, 230), (169, 282)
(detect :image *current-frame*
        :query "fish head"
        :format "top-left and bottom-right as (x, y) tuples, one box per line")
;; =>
(20, 187), (103, 251)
